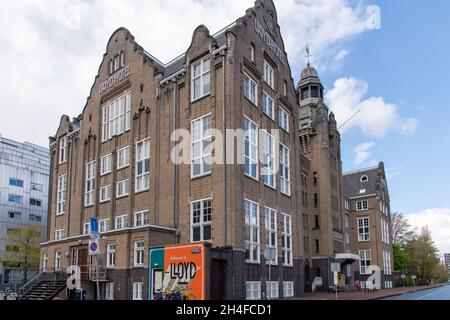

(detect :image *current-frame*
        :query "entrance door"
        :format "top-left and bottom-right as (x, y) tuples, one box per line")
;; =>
(77, 247), (89, 280)
(210, 259), (226, 300)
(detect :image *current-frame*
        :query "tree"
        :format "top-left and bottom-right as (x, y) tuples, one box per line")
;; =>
(391, 212), (416, 246)
(392, 243), (409, 272)
(4, 226), (41, 284)
(404, 226), (439, 285)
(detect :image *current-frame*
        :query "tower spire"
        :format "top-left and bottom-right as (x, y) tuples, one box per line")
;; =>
(305, 45), (311, 67)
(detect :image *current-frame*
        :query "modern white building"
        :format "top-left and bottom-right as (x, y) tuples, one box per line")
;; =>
(0, 134), (49, 286)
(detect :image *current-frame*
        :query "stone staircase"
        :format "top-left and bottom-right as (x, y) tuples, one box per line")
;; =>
(19, 272), (67, 300)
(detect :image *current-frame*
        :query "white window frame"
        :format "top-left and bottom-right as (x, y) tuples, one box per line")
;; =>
(190, 199), (212, 243)
(100, 185), (111, 203)
(55, 229), (65, 241)
(191, 114), (212, 178)
(244, 199), (260, 263)
(243, 72), (258, 106)
(250, 44), (255, 62)
(83, 223), (90, 235)
(278, 106), (289, 133)
(135, 138), (150, 193)
(134, 240), (145, 267)
(116, 179), (129, 198)
(357, 217), (370, 242)
(42, 253), (48, 272)
(263, 60), (274, 89)
(281, 213), (293, 267)
(191, 57), (211, 102)
(244, 116), (259, 180)
(265, 207), (278, 265)
(356, 200), (368, 211)
(85, 161), (96, 207)
(132, 282), (143, 300)
(55, 251), (62, 271)
(134, 210), (149, 227)
(117, 146), (130, 170)
(56, 174), (67, 215)
(115, 214), (128, 230)
(106, 243), (116, 269)
(263, 131), (276, 189)
(283, 281), (294, 298)
(280, 143), (291, 196)
(105, 282), (114, 300)
(262, 91), (275, 120)
(100, 218), (110, 233)
(58, 136), (67, 164)
(100, 154), (112, 176)
(266, 281), (279, 299)
(246, 281), (261, 300)
(359, 250), (372, 275)
(102, 91), (132, 142)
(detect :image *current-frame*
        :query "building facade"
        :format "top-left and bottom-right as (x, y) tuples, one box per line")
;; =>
(343, 163), (394, 289)
(444, 254), (450, 280)
(40, 0), (393, 300)
(0, 134), (49, 286)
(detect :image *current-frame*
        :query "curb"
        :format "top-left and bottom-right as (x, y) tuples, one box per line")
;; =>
(369, 284), (449, 300)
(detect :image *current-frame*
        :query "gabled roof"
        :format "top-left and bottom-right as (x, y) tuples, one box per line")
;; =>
(343, 163), (385, 198)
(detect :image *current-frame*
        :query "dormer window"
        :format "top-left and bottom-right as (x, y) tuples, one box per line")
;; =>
(361, 175), (369, 182)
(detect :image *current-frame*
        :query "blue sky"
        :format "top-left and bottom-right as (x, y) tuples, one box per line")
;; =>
(0, 0), (448, 253)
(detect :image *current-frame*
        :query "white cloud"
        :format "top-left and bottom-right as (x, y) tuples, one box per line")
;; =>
(326, 77), (419, 138)
(406, 208), (450, 255)
(0, 0), (371, 146)
(353, 142), (375, 165)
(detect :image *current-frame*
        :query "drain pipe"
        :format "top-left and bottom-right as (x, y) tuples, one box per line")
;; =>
(220, 49), (228, 247)
(171, 77), (180, 244)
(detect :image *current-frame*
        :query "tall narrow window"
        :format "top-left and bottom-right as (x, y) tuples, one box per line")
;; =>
(55, 251), (62, 271)
(42, 253), (48, 272)
(243, 73), (258, 106)
(280, 144), (291, 196)
(132, 282), (143, 300)
(99, 185), (111, 203)
(191, 199), (212, 242)
(59, 136), (67, 164)
(85, 161), (96, 207)
(250, 44), (255, 62)
(262, 91), (274, 120)
(105, 282), (115, 300)
(100, 219), (110, 233)
(357, 217), (370, 241)
(116, 179), (129, 198)
(265, 207), (277, 265)
(107, 243), (116, 268)
(278, 106), (289, 132)
(102, 92), (132, 142)
(56, 175), (67, 215)
(191, 57), (211, 101)
(135, 139), (150, 192)
(191, 114), (212, 178)
(117, 146), (130, 169)
(100, 154), (112, 176)
(359, 250), (372, 275)
(282, 213), (293, 266)
(244, 200), (260, 263)
(134, 240), (144, 267)
(244, 116), (258, 180)
(263, 131), (276, 189)
(263, 61), (274, 89)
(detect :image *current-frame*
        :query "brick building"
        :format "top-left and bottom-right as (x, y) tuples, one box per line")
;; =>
(39, 0), (393, 300)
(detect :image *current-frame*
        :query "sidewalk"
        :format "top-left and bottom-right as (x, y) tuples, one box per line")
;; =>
(294, 284), (447, 300)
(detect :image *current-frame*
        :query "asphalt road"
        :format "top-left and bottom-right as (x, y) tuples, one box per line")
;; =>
(382, 284), (450, 300)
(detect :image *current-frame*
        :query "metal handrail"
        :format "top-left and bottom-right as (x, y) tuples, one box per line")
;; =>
(18, 272), (43, 298)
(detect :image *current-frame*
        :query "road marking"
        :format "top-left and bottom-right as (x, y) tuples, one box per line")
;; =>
(414, 286), (449, 300)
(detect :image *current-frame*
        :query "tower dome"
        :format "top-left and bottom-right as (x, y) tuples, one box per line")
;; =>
(297, 63), (324, 101)
(298, 64), (322, 88)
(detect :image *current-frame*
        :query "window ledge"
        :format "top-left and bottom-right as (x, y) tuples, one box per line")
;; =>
(135, 188), (149, 195)
(191, 172), (212, 180)
(191, 93), (211, 104)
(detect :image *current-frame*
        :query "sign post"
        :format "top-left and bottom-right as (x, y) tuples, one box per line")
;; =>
(89, 217), (101, 300)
